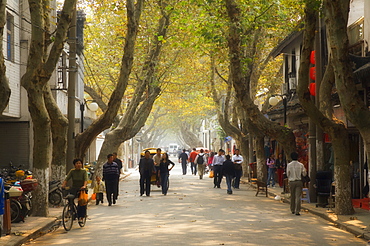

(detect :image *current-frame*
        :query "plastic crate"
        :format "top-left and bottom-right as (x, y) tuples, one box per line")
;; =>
(20, 179), (38, 192)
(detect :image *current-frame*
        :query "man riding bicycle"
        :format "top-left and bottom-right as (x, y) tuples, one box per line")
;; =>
(62, 158), (88, 223)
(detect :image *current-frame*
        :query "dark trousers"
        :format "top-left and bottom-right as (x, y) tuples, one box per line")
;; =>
(191, 162), (197, 175)
(160, 172), (169, 195)
(234, 168), (242, 188)
(96, 192), (104, 205)
(213, 165), (223, 187)
(140, 171), (151, 196)
(225, 174), (233, 192)
(71, 188), (87, 218)
(181, 162), (187, 175)
(116, 177), (120, 197)
(105, 179), (118, 204)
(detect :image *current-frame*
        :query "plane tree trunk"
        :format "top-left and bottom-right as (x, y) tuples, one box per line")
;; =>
(297, 0), (353, 215)
(20, 0), (77, 217)
(75, 0), (144, 160)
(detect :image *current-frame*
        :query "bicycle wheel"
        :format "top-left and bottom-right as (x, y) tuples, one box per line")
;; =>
(62, 203), (74, 231)
(10, 200), (22, 223)
(78, 215), (87, 227)
(49, 190), (63, 206)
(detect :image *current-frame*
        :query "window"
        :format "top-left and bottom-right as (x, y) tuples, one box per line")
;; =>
(6, 14), (14, 62)
(57, 52), (68, 89)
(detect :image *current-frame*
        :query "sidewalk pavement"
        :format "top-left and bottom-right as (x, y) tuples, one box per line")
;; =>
(0, 172), (132, 246)
(241, 178), (370, 242)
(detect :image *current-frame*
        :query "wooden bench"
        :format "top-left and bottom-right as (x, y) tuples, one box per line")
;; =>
(255, 180), (268, 197)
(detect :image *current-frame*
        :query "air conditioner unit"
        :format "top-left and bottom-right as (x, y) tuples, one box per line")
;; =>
(289, 77), (297, 90)
(281, 83), (289, 95)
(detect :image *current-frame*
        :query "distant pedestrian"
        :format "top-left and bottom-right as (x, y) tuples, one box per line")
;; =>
(287, 152), (307, 216)
(103, 154), (120, 206)
(112, 152), (122, 198)
(212, 149), (225, 188)
(207, 151), (215, 171)
(223, 155), (235, 194)
(276, 153), (286, 188)
(266, 154), (276, 188)
(93, 176), (105, 205)
(179, 149), (189, 175)
(232, 149), (243, 189)
(153, 148), (162, 187)
(139, 150), (155, 196)
(159, 153), (175, 195)
(189, 148), (198, 175)
(195, 149), (207, 179)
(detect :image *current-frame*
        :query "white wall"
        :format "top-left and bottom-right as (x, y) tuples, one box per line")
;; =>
(364, 0), (370, 52)
(349, 0), (365, 26)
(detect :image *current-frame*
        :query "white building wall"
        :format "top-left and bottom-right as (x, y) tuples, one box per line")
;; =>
(2, 0), (22, 118)
(364, 0), (370, 52)
(349, 0), (364, 25)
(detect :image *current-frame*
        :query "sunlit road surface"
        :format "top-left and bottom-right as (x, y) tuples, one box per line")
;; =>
(26, 157), (366, 246)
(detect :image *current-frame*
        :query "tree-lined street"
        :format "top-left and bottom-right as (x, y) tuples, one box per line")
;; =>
(26, 159), (365, 245)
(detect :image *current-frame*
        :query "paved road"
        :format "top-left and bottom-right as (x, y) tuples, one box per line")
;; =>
(26, 159), (366, 245)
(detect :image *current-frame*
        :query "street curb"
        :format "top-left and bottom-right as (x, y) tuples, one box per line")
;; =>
(242, 180), (370, 241)
(3, 172), (133, 246)
(1, 216), (60, 246)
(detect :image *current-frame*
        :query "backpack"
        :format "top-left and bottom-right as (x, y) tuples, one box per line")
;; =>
(197, 154), (204, 164)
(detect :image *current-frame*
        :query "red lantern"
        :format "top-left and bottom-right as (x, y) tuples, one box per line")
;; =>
(310, 51), (316, 65)
(310, 67), (316, 80)
(324, 133), (331, 143)
(309, 83), (316, 96)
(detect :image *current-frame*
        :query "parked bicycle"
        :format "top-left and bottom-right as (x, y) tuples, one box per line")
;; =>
(61, 188), (87, 231)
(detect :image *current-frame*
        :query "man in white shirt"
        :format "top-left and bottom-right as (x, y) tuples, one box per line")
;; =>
(286, 152), (307, 216)
(232, 149), (243, 189)
(212, 149), (225, 188)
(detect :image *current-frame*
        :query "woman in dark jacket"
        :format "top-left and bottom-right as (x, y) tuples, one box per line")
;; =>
(159, 153), (175, 195)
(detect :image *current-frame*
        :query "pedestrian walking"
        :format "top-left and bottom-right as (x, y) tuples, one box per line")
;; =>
(159, 153), (175, 195)
(207, 151), (215, 172)
(139, 150), (155, 196)
(93, 176), (105, 205)
(287, 152), (307, 216)
(276, 153), (286, 188)
(266, 154), (276, 187)
(112, 152), (122, 198)
(212, 149), (225, 188)
(189, 148), (198, 175)
(153, 148), (162, 187)
(179, 149), (189, 175)
(232, 149), (243, 189)
(62, 158), (88, 222)
(194, 149), (207, 179)
(223, 155), (235, 194)
(103, 154), (120, 206)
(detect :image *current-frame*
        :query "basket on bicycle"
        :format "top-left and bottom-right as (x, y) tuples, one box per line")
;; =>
(20, 179), (38, 192)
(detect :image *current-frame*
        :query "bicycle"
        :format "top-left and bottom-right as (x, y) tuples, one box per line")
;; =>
(61, 188), (87, 231)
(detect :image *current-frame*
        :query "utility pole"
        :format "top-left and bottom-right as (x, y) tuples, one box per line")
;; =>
(66, 7), (77, 173)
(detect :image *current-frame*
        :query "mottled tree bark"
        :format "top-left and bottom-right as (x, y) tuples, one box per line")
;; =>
(224, 0), (296, 156)
(75, 0), (144, 160)
(44, 85), (68, 181)
(324, 0), (370, 181)
(297, 0), (353, 215)
(21, 0), (77, 216)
